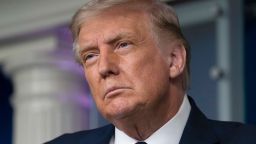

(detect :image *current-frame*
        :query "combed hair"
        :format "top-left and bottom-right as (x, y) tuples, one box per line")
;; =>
(70, 0), (191, 90)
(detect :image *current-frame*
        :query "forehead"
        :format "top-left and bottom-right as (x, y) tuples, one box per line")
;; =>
(78, 7), (152, 44)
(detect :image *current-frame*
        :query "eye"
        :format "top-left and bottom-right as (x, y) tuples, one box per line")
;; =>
(82, 52), (98, 64)
(118, 42), (130, 49)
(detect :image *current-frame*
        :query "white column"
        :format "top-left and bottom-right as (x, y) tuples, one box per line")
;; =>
(175, 0), (245, 122)
(216, 0), (244, 122)
(2, 35), (90, 144)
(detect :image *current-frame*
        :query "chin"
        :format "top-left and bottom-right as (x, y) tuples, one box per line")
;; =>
(101, 96), (139, 120)
(104, 104), (136, 121)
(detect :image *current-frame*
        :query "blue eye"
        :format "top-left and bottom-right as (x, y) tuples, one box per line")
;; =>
(85, 54), (94, 60)
(118, 42), (130, 49)
(83, 53), (97, 63)
(120, 42), (128, 47)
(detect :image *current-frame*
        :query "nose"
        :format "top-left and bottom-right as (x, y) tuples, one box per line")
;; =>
(98, 50), (119, 78)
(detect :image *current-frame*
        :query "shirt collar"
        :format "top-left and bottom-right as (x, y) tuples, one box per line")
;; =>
(112, 95), (191, 144)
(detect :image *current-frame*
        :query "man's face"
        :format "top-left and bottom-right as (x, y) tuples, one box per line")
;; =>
(78, 9), (172, 121)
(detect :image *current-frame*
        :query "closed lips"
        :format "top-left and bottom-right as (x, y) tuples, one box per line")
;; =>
(104, 86), (131, 98)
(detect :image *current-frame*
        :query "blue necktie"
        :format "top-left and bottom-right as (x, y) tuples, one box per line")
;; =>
(135, 142), (147, 144)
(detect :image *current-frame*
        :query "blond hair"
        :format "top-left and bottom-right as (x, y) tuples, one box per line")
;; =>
(70, 0), (190, 90)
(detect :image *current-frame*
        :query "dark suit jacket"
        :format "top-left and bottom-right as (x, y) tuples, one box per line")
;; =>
(45, 97), (256, 144)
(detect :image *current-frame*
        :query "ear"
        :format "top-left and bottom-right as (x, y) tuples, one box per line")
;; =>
(168, 41), (186, 79)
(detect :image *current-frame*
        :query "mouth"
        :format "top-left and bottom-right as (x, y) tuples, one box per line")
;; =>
(104, 86), (131, 99)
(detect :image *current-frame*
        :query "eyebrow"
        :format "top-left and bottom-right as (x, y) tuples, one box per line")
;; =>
(78, 41), (97, 55)
(104, 31), (134, 44)
(78, 31), (135, 54)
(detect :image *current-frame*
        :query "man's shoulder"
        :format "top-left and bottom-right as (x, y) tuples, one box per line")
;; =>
(208, 119), (256, 143)
(186, 96), (256, 143)
(44, 124), (114, 144)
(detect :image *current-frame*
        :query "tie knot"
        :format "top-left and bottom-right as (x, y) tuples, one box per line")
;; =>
(135, 142), (147, 144)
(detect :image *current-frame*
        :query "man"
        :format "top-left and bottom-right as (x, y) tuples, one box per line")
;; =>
(46, 0), (256, 143)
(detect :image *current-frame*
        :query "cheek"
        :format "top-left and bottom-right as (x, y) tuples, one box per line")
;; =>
(131, 55), (170, 96)
(84, 69), (100, 98)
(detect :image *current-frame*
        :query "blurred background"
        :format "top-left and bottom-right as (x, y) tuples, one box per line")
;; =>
(0, 0), (255, 143)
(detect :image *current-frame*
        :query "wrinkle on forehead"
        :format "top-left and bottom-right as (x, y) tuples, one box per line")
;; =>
(78, 30), (138, 53)
(77, 9), (153, 52)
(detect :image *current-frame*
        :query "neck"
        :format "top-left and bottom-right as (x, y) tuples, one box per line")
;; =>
(113, 90), (185, 141)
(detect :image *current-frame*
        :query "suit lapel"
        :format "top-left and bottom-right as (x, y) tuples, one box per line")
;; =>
(79, 124), (115, 144)
(179, 97), (219, 144)
(78, 97), (220, 144)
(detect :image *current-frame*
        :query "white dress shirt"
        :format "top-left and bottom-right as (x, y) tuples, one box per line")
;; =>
(109, 95), (191, 144)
